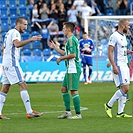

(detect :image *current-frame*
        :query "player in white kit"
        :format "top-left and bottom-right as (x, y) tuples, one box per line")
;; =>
(0, 17), (43, 119)
(104, 19), (132, 118)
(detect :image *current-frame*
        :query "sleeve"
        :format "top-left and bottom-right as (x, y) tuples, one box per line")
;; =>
(108, 34), (117, 47)
(11, 30), (21, 42)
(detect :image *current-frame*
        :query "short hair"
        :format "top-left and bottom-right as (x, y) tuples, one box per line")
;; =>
(15, 17), (27, 25)
(83, 32), (88, 35)
(63, 22), (75, 32)
(118, 19), (129, 27)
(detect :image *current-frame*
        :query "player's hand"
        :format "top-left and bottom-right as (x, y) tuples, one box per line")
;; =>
(31, 35), (42, 41)
(112, 65), (118, 74)
(47, 41), (56, 49)
(106, 62), (111, 68)
(56, 57), (61, 65)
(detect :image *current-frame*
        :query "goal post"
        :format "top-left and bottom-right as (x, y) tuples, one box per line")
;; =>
(83, 15), (133, 82)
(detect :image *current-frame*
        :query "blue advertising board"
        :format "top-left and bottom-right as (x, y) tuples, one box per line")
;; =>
(0, 60), (113, 83)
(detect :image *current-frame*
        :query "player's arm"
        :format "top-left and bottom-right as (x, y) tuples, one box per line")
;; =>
(56, 53), (76, 65)
(127, 49), (133, 54)
(108, 45), (118, 74)
(13, 35), (42, 48)
(48, 41), (65, 55)
(106, 62), (111, 68)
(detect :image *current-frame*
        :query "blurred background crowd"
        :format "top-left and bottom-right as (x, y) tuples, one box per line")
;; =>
(0, 0), (133, 59)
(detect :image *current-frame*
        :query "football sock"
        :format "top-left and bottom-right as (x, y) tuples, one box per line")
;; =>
(83, 64), (87, 82)
(118, 95), (126, 114)
(20, 90), (32, 114)
(107, 89), (124, 108)
(88, 68), (92, 78)
(72, 94), (81, 114)
(0, 92), (7, 115)
(62, 92), (70, 111)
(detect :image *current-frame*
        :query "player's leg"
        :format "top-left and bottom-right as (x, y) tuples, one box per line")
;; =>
(82, 63), (87, 83)
(58, 73), (72, 119)
(0, 67), (11, 119)
(0, 84), (10, 119)
(7, 65), (43, 118)
(19, 82), (43, 118)
(70, 73), (82, 119)
(117, 66), (132, 117)
(88, 66), (92, 83)
(117, 84), (132, 118)
(104, 69), (123, 118)
(87, 57), (93, 83)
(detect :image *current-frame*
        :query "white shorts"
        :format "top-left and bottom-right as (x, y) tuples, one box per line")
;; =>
(1, 65), (25, 85)
(113, 65), (130, 87)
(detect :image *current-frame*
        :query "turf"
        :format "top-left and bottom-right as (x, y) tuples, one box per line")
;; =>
(0, 82), (132, 133)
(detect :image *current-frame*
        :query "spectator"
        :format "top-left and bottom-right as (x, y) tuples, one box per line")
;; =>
(75, 25), (81, 40)
(31, 3), (39, 31)
(49, 3), (58, 21)
(80, 1), (92, 31)
(39, 2), (50, 20)
(65, 0), (74, 11)
(58, 3), (67, 31)
(88, 0), (101, 16)
(36, 0), (44, 19)
(48, 20), (59, 42)
(67, 5), (78, 24)
(56, 0), (64, 10)
(95, 0), (105, 14)
(116, 0), (128, 15)
(36, 22), (50, 49)
(48, 0), (55, 9)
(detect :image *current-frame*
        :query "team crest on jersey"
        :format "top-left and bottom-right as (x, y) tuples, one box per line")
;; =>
(109, 36), (113, 42)
(125, 79), (127, 82)
(16, 33), (19, 37)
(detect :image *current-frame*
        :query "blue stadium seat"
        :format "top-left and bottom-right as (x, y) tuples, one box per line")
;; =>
(2, 32), (7, 42)
(9, 0), (17, 7)
(21, 31), (30, 40)
(23, 49), (32, 56)
(0, 6), (8, 17)
(0, 1), (7, 7)
(23, 43), (32, 49)
(10, 16), (18, 28)
(19, 6), (27, 17)
(32, 41), (42, 49)
(52, 50), (60, 56)
(106, 7), (114, 15)
(1, 23), (9, 32)
(1, 17), (8, 24)
(42, 48), (51, 56)
(33, 49), (42, 56)
(18, 0), (26, 6)
(31, 31), (40, 36)
(9, 6), (17, 16)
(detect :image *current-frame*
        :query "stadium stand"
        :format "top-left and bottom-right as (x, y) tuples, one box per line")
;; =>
(23, 48), (32, 56)
(33, 49), (42, 56)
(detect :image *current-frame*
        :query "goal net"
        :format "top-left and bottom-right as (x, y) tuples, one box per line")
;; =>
(83, 16), (133, 82)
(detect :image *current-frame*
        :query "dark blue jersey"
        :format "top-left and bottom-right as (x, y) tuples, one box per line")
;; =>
(79, 38), (94, 56)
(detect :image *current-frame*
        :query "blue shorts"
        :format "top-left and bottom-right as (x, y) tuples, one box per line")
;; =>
(81, 55), (92, 66)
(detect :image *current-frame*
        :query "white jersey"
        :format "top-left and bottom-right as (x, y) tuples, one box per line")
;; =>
(2, 29), (21, 67)
(108, 31), (128, 66)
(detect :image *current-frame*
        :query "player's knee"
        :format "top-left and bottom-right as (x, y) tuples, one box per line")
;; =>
(1, 84), (10, 94)
(61, 87), (67, 92)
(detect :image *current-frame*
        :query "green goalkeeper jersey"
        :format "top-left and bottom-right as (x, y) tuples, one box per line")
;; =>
(64, 35), (81, 74)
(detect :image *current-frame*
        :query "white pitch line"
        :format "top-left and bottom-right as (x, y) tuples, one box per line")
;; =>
(5, 105), (88, 115)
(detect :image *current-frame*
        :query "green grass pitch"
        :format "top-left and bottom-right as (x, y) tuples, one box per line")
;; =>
(0, 82), (132, 133)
